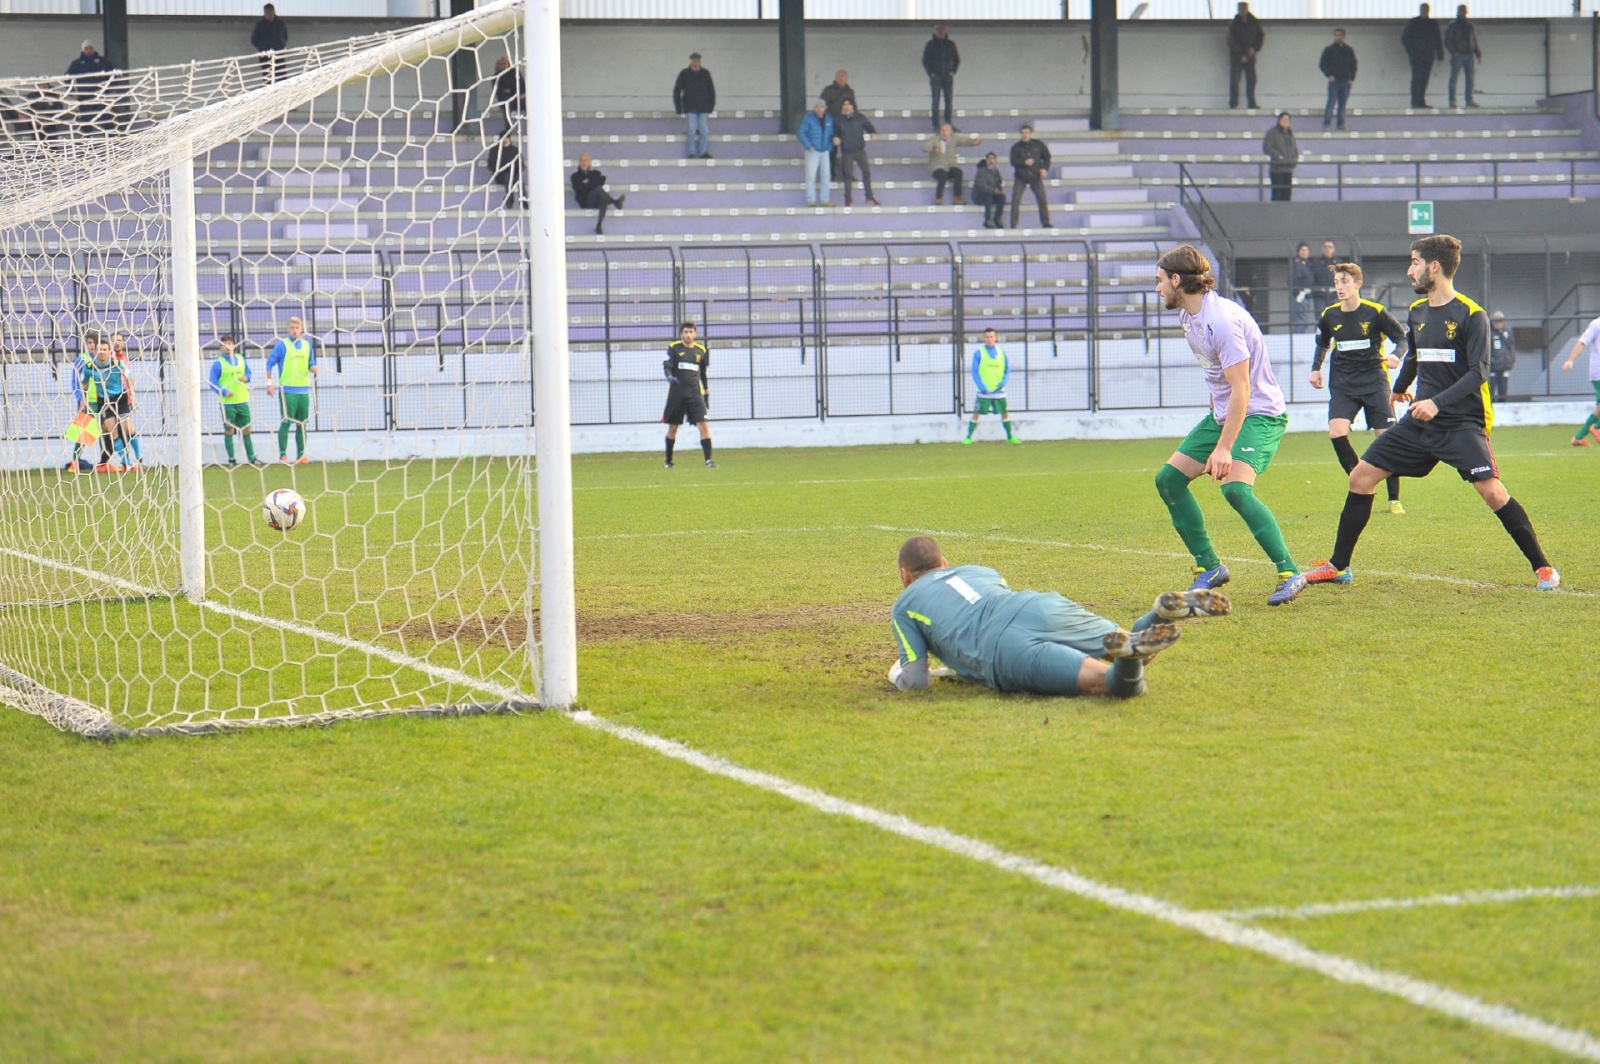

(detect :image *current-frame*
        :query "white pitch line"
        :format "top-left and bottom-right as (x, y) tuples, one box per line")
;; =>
(8, 545), (1600, 1057)
(570, 710), (1600, 1062)
(1215, 885), (1600, 922)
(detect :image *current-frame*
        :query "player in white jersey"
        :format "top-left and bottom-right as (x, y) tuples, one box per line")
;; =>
(1560, 314), (1600, 447)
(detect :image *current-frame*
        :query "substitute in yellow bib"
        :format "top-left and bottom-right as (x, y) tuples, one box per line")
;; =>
(209, 335), (262, 465)
(265, 316), (318, 464)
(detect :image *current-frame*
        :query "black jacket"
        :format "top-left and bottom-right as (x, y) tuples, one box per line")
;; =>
(922, 34), (960, 77)
(65, 52), (115, 83)
(1009, 137), (1051, 180)
(251, 16), (288, 51)
(1319, 41), (1357, 81)
(1227, 13), (1264, 61)
(486, 139), (519, 186)
(673, 66), (715, 115)
(1444, 17), (1481, 58)
(1402, 15), (1443, 61)
(820, 81), (856, 119)
(494, 66), (523, 105)
(833, 111), (876, 153)
(571, 167), (607, 208)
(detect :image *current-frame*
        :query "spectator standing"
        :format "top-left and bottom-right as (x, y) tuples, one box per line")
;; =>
(1008, 123), (1052, 228)
(1227, 2), (1264, 110)
(820, 70), (857, 179)
(65, 41), (115, 134)
(571, 152), (625, 235)
(485, 129), (521, 209)
(832, 99), (879, 208)
(972, 152), (1006, 228)
(492, 56), (524, 132)
(673, 52), (716, 160)
(1488, 310), (1517, 401)
(1314, 239), (1340, 305)
(921, 23), (960, 132)
(797, 100), (834, 207)
(1401, 3), (1444, 108)
(1560, 315), (1600, 445)
(251, 5), (289, 85)
(1319, 28), (1357, 131)
(23, 82), (70, 139)
(1290, 243), (1318, 329)
(1445, 5), (1482, 108)
(924, 122), (981, 205)
(1262, 111), (1298, 202)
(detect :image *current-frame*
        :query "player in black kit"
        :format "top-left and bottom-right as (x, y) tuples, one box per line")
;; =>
(1305, 236), (1560, 591)
(663, 321), (715, 468)
(1311, 262), (1410, 513)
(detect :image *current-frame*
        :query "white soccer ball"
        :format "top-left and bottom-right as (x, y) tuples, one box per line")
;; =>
(263, 488), (306, 532)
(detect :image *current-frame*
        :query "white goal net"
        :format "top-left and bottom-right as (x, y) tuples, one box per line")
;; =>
(0, 0), (574, 737)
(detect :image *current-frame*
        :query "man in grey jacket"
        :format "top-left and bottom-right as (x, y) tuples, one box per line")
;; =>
(1262, 112), (1299, 201)
(1008, 124), (1052, 228)
(924, 122), (981, 205)
(832, 99), (879, 207)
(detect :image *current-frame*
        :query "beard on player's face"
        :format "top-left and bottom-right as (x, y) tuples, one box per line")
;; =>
(1411, 269), (1435, 294)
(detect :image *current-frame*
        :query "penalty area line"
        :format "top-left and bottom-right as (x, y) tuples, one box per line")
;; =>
(571, 710), (1600, 1062)
(1213, 884), (1600, 922)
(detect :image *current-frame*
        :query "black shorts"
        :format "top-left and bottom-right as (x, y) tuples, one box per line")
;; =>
(1361, 415), (1498, 482)
(91, 393), (132, 422)
(1328, 378), (1395, 430)
(662, 391), (707, 426)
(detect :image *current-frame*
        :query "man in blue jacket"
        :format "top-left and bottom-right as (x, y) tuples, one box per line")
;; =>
(797, 100), (834, 207)
(65, 41), (115, 134)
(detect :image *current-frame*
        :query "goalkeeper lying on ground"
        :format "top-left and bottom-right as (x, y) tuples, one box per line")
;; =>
(888, 535), (1229, 698)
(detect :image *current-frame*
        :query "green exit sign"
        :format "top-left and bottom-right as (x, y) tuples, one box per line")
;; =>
(1408, 200), (1435, 235)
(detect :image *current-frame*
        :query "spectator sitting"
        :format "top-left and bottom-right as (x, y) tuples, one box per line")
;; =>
(972, 152), (1006, 229)
(251, 4), (289, 85)
(485, 130), (522, 209)
(831, 99), (878, 208)
(17, 82), (69, 140)
(923, 121), (981, 206)
(571, 152), (625, 235)
(493, 56), (524, 132)
(796, 99), (834, 207)
(65, 41), (115, 134)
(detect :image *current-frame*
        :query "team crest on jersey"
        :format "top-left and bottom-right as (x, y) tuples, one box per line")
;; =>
(1445, 320), (1458, 340)
(1360, 321), (1370, 335)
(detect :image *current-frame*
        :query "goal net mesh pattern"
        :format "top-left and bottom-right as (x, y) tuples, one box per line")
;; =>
(0, 0), (544, 737)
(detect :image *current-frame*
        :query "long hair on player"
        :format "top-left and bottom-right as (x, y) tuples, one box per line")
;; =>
(1156, 245), (1217, 295)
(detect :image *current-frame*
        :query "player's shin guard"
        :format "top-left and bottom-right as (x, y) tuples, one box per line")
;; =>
(1493, 497), (1551, 571)
(664, 436), (676, 462)
(1218, 481), (1298, 575)
(700, 438), (712, 462)
(1329, 490), (1375, 571)
(1003, 420), (1015, 440)
(1106, 657), (1146, 698)
(1331, 434), (1359, 474)
(1155, 464), (1219, 570)
(1386, 474), (1401, 502)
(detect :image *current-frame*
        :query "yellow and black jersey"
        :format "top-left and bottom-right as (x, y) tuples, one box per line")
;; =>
(663, 340), (709, 398)
(1393, 293), (1492, 432)
(1312, 298), (1408, 386)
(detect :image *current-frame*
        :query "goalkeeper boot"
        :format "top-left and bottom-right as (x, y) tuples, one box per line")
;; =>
(1388, 500), (1406, 515)
(1536, 566), (1561, 591)
(1103, 623), (1180, 662)
(1188, 563), (1230, 591)
(1154, 589), (1232, 620)
(664, 459), (674, 469)
(1267, 572), (1308, 606)
(1303, 560), (1353, 585)
(705, 459), (716, 468)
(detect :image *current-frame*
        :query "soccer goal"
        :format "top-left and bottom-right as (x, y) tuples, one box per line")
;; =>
(0, 0), (575, 737)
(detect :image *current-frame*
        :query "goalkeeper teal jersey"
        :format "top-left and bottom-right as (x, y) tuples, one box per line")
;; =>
(890, 565), (1034, 689)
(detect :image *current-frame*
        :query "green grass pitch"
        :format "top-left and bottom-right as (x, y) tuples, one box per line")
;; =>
(2, 425), (1598, 1062)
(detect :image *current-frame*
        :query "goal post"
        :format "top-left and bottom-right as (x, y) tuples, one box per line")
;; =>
(0, 0), (575, 736)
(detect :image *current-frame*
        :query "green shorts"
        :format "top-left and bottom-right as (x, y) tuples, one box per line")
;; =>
(974, 396), (1008, 416)
(1175, 412), (1288, 475)
(221, 403), (252, 429)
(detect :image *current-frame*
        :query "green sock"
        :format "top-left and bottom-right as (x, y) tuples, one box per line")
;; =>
(224, 433), (236, 460)
(278, 420), (290, 457)
(1220, 481), (1298, 576)
(243, 433), (257, 461)
(295, 425), (306, 458)
(1579, 415), (1599, 439)
(1106, 657), (1146, 698)
(965, 420), (977, 439)
(1003, 420), (1014, 439)
(1154, 464), (1219, 570)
